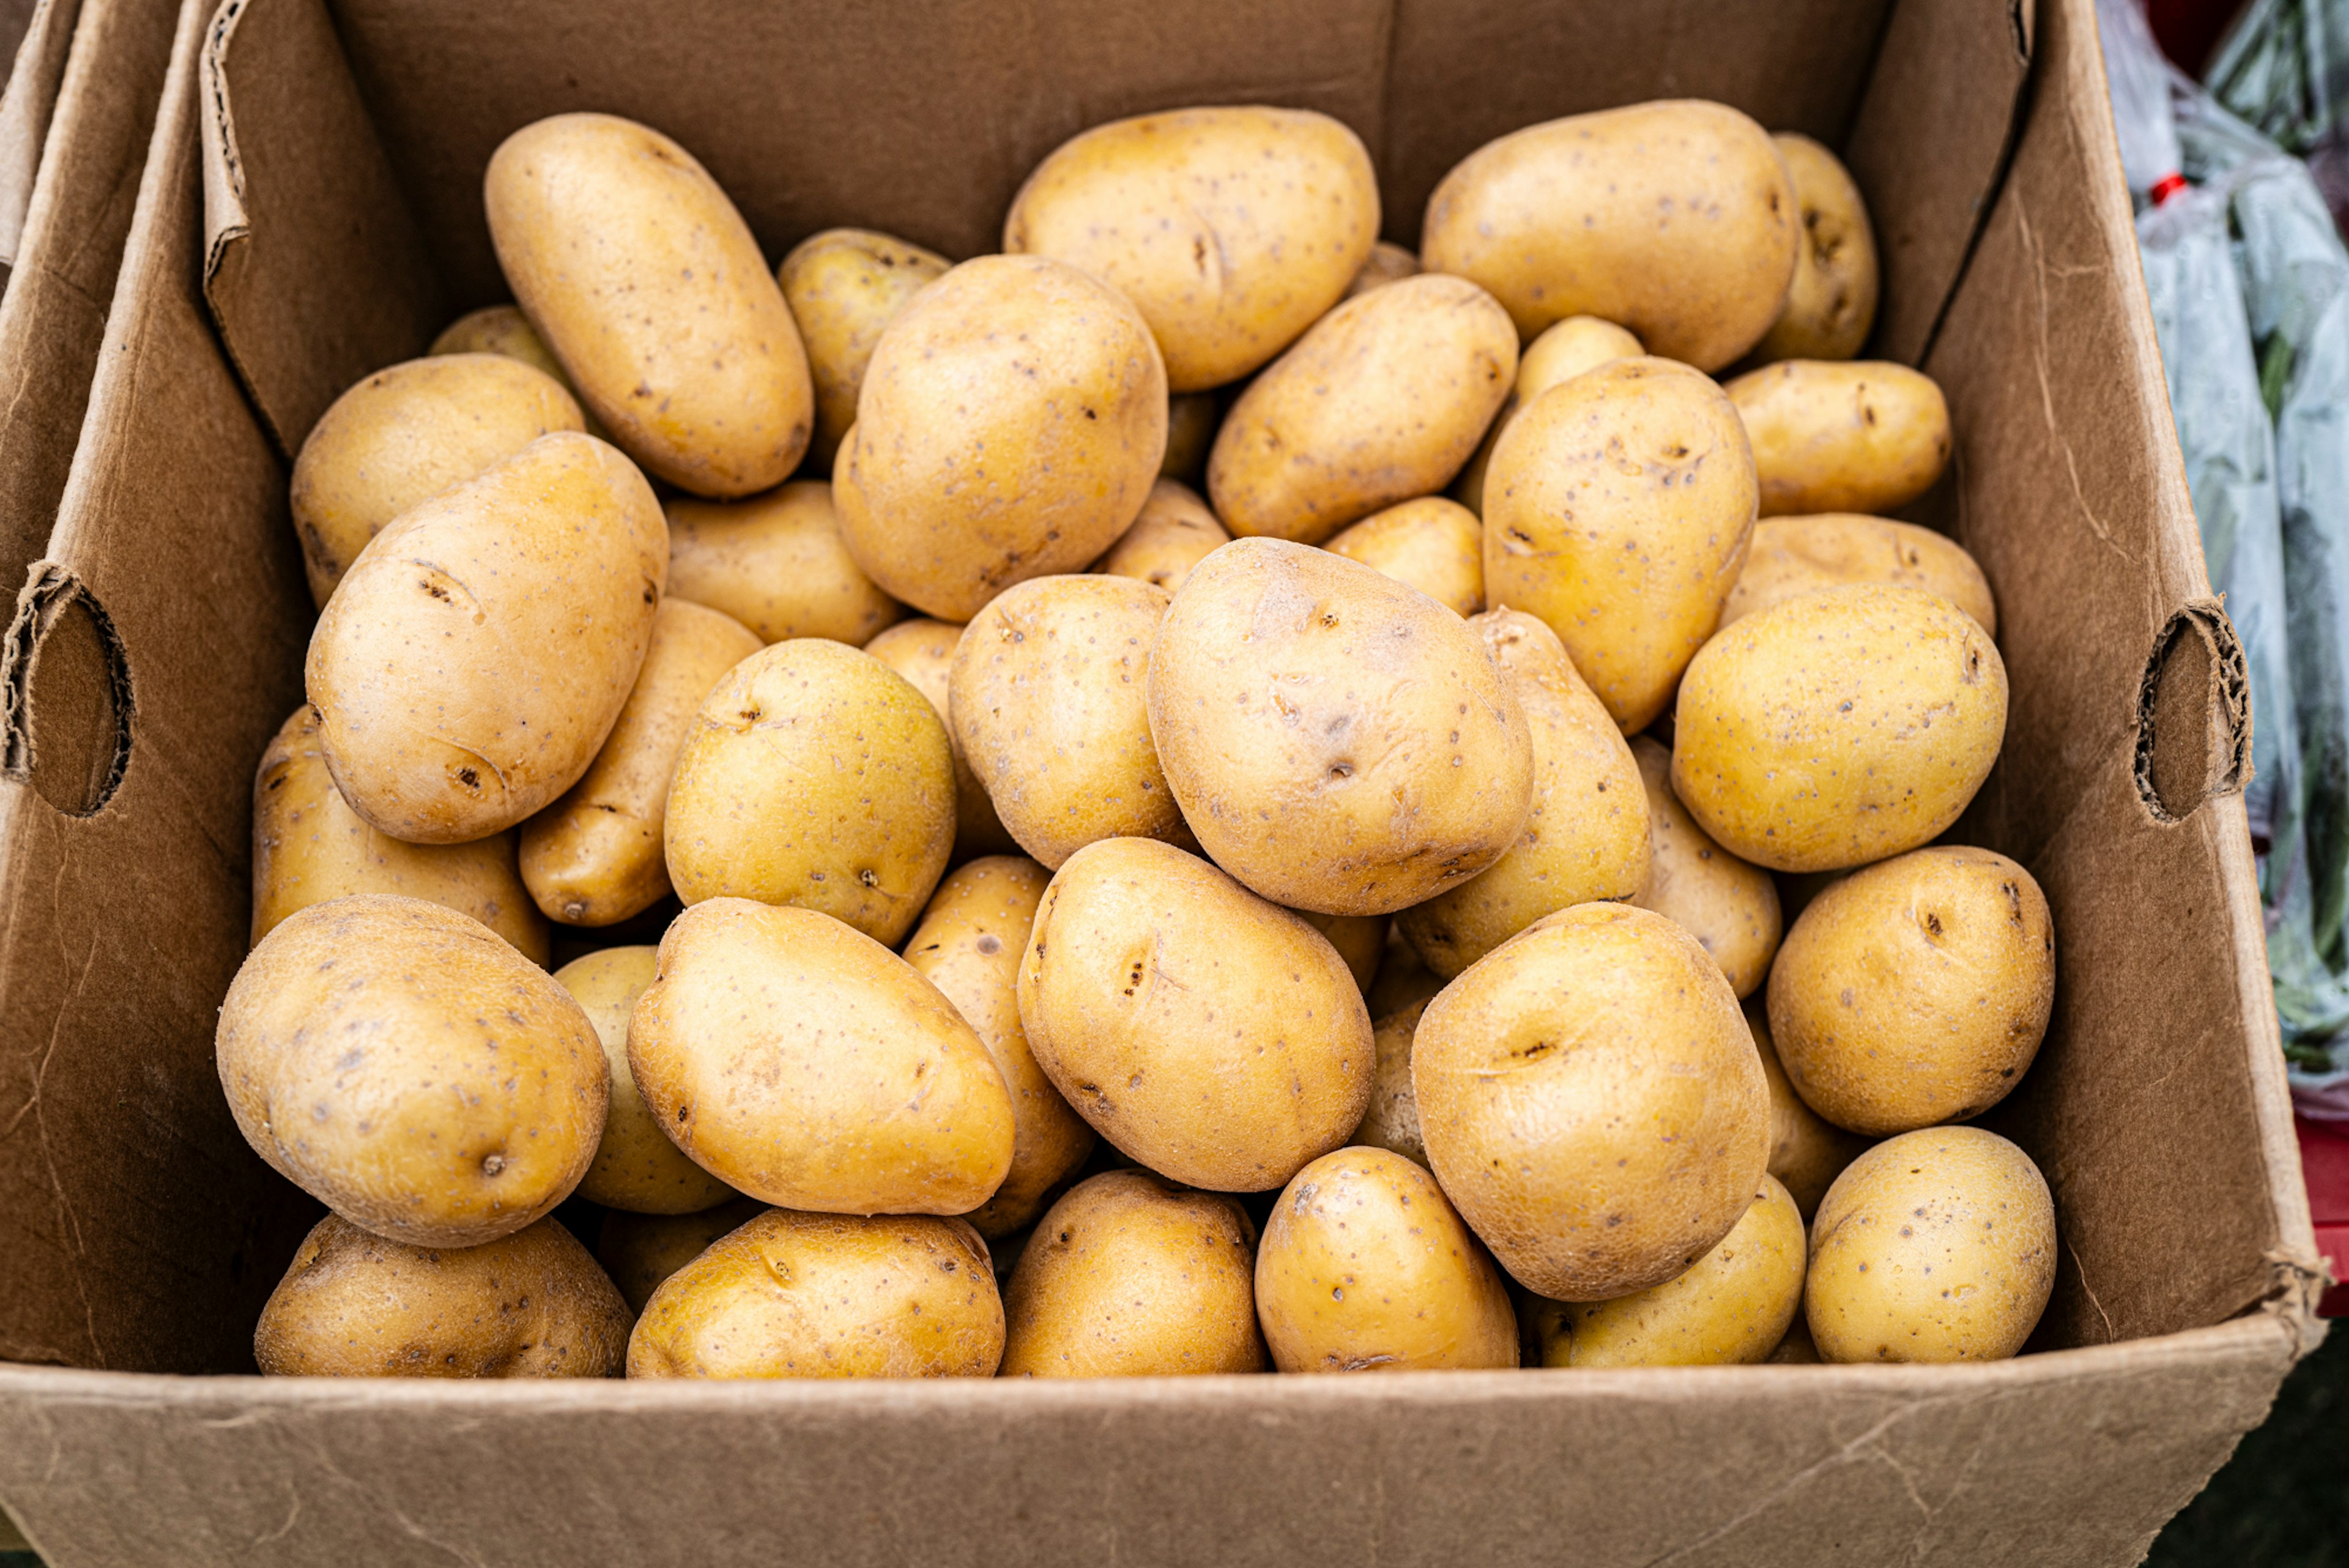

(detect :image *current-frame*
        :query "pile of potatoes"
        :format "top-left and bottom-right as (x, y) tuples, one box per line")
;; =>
(221, 98), (2059, 1382)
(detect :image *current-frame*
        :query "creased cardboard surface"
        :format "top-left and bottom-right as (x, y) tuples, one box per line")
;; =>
(0, 0), (83, 273)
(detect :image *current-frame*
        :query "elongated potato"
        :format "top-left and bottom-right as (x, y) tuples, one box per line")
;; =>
(1724, 513), (1995, 637)
(1343, 240), (1420, 300)
(1161, 393), (1221, 483)
(861, 618), (1019, 860)
(598, 1196), (766, 1313)
(777, 227), (952, 470)
(664, 481), (904, 645)
(1749, 135), (1879, 365)
(1091, 478), (1230, 597)
(556, 947), (738, 1214)
(1324, 497), (1483, 615)
(1746, 1003), (1867, 1219)
(1351, 998), (1428, 1168)
(1726, 360), (1951, 516)
(1625, 735), (1781, 997)
(1455, 316), (1644, 516)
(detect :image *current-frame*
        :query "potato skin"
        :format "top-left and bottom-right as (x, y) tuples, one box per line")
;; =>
(556, 947), (738, 1214)
(1749, 134), (1879, 365)
(1004, 106), (1378, 392)
(1148, 539), (1534, 916)
(665, 481), (904, 645)
(1000, 1170), (1264, 1376)
(256, 1214), (629, 1378)
(1726, 360), (1951, 516)
(1091, 478), (1230, 598)
(1671, 585), (2007, 872)
(1324, 497), (1483, 616)
(837, 255), (1167, 621)
(432, 305), (571, 383)
(1625, 735), (1781, 997)
(486, 113), (812, 497)
(1350, 998), (1429, 1168)
(1724, 513), (1995, 637)
(1421, 100), (1798, 370)
(1301, 910), (1387, 995)
(598, 1196), (766, 1314)
(628, 1209), (1003, 1378)
(1342, 240), (1420, 300)
(1017, 838), (1373, 1191)
(217, 895), (609, 1247)
(1208, 274), (1516, 545)
(861, 618), (1020, 860)
(777, 227), (952, 471)
(1455, 316), (1644, 518)
(1746, 1003), (1867, 1219)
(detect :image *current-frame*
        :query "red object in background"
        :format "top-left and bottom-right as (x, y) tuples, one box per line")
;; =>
(2147, 0), (2247, 75)
(2298, 1117), (2349, 1315)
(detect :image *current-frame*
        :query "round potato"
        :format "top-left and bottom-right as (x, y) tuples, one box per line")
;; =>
(861, 618), (1019, 860)
(663, 637), (954, 945)
(216, 894), (608, 1246)
(1148, 539), (1534, 916)
(1806, 1126), (2055, 1363)
(1724, 513), (1995, 637)
(1454, 316), (1644, 516)
(1018, 838), (1372, 1191)
(255, 1214), (629, 1378)
(1749, 134), (1879, 365)
(1324, 497), (1483, 615)
(777, 227), (952, 470)
(1090, 478), (1230, 598)
(664, 481), (905, 645)
(1161, 393), (1221, 483)
(1397, 611), (1649, 978)
(1342, 240), (1420, 300)
(1671, 585), (2007, 872)
(1000, 1170), (1264, 1376)
(1350, 998), (1428, 1168)
(486, 113), (812, 496)
(837, 255), (1167, 621)
(598, 1196), (766, 1314)
(1208, 273), (1516, 544)
(1726, 360), (1951, 516)
(432, 305), (571, 384)
(555, 946), (738, 1214)
(1625, 735), (1781, 997)
(1301, 910), (1388, 995)
(1256, 1146), (1518, 1372)
(628, 1209), (1003, 1378)
(1421, 100), (1798, 370)
(1484, 356), (1758, 733)
(1412, 902), (1768, 1299)
(1004, 106), (1378, 392)
(1746, 1003), (1868, 1219)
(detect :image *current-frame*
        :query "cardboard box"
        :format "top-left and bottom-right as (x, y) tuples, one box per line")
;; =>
(0, 0), (2325, 1561)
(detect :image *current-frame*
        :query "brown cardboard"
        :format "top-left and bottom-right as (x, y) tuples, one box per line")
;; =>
(0, 0), (84, 280)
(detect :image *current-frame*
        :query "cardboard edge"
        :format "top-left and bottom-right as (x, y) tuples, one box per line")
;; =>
(0, 560), (133, 810)
(0, 0), (80, 271)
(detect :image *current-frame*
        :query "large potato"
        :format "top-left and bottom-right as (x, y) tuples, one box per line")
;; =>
(1323, 497), (1483, 616)
(1625, 735), (1781, 997)
(1454, 316), (1643, 517)
(837, 255), (1166, 620)
(306, 432), (666, 845)
(1412, 902), (1768, 1299)
(1484, 356), (1757, 732)
(1397, 611), (1649, 978)
(777, 227), (952, 470)
(862, 618), (1019, 859)
(1148, 539), (1534, 916)
(1746, 1003), (1866, 1219)
(1726, 360), (1951, 516)
(217, 895), (608, 1246)
(1208, 274), (1515, 544)
(1090, 478), (1229, 597)
(1421, 100), (1798, 370)
(1724, 513), (1995, 636)
(486, 113), (812, 496)
(1671, 585), (2007, 872)
(663, 638), (953, 945)
(598, 1196), (766, 1313)
(1003, 106), (1378, 392)
(1749, 134), (1879, 365)
(1350, 998), (1428, 1168)
(1017, 838), (1371, 1191)
(555, 947), (738, 1214)
(665, 481), (904, 645)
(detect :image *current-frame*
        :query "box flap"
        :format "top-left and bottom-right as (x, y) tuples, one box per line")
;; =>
(0, 0), (78, 277)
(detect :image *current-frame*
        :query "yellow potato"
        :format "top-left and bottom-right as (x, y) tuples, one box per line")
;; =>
(1412, 902), (1768, 1299)
(432, 305), (571, 383)
(1300, 911), (1387, 994)
(1746, 1003), (1868, 1219)
(217, 895), (608, 1246)
(1350, 999), (1428, 1168)
(1004, 106), (1378, 391)
(1453, 316), (1644, 517)
(1017, 838), (1372, 1191)
(664, 481), (905, 645)
(1806, 1126), (2055, 1363)
(1323, 497), (1483, 615)
(1421, 100), (1798, 370)
(776, 227), (952, 470)
(1671, 585), (2007, 872)
(1147, 539), (1534, 916)
(1724, 513), (1995, 637)
(598, 1197), (766, 1314)
(289, 354), (584, 608)
(1625, 735), (1781, 997)
(628, 1209), (1003, 1378)
(1089, 478), (1230, 597)
(1160, 393), (1221, 483)
(1209, 273), (1516, 544)
(1484, 356), (1757, 732)
(307, 432), (666, 844)
(1366, 935), (1444, 1018)
(837, 255), (1167, 620)
(1726, 360), (1951, 516)
(1749, 134), (1879, 365)
(486, 113), (812, 496)
(861, 617), (1019, 859)
(555, 947), (738, 1214)
(1343, 240), (1420, 299)
(1397, 611), (1649, 977)
(255, 1214), (629, 1378)
(1256, 1146), (1518, 1372)
(1000, 1170), (1264, 1376)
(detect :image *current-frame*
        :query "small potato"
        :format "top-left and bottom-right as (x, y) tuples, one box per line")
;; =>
(1000, 1170), (1264, 1376)
(555, 947), (738, 1214)
(289, 354), (584, 608)
(837, 255), (1167, 621)
(1671, 585), (2006, 872)
(1004, 106), (1378, 391)
(1090, 478), (1230, 597)
(521, 598), (762, 927)
(217, 895), (608, 1247)
(1421, 100), (1798, 370)
(628, 1209), (1003, 1378)
(1746, 1003), (1867, 1219)
(251, 704), (549, 962)
(1454, 316), (1644, 517)
(1625, 735), (1781, 997)
(665, 481), (905, 645)
(1726, 360), (1951, 516)
(598, 1197), (766, 1313)
(1724, 513), (1995, 637)
(1343, 241), (1420, 300)
(1806, 1126), (2055, 1363)
(777, 227), (952, 470)
(1018, 838), (1372, 1191)
(1412, 902), (1768, 1299)
(904, 858), (1096, 1237)
(1161, 393), (1221, 483)
(663, 639), (953, 945)
(1324, 497), (1483, 615)
(1300, 911), (1387, 995)
(1484, 357), (1757, 732)
(486, 113), (812, 496)
(1148, 540), (1534, 916)
(1535, 1175), (1805, 1367)
(1749, 135), (1880, 365)
(1256, 1146), (1518, 1372)
(1350, 999), (1428, 1168)
(1209, 274), (1516, 544)
(862, 619), (1019, 859)
(1768, 846), (2055, 1135)
(432, 305), (572, 384)
(1397, 611), (1649, 978)
(949, 575), (1188, 868)
(255, 1214), (629, 1378)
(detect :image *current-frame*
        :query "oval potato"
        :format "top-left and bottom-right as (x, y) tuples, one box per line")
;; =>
(1748, 133), (1879, 365)
(1090, 478), (1230, 598)
(862, 617), (1020, 860)
(1625, 735), (1781, 997)
(1724, 513), (1995, 637)
(598, 1196), (766, 1314)
(1350, 998), (1429, 1168)
(1726, 360), (1951, 517)
(1324, 496), (1483, 615)
(1454, 315), (1644, 517)
(432, 305), (572, 384)
(1746, 1003), (1867, 1219)
(555, 946), (738, 1214)
(665, 481), (905, 645)
(777, 227), (952, 470)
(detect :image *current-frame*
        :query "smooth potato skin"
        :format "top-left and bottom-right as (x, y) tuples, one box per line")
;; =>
(1301, 910), (1387, 995)
(862, 618), (1020, 860)
(1324, 497), (1483, 616)
(256, 1215), (630, 1378)
(486, 113), (812, 496)
(1746, 1003), (1868, 1219)
(1727, 360), (1951, 516)
(665, 481), (905, 645)
(777, 227), (952, 470)
(217, 895), (609, 1247)
(432, 305), (571, 382)
(1350, 998), (1429, 1168)
(1724, 513), (1995, 637)
(1004, 106), (1378, 392)
(556, 947), (739, 1214)
(1749, 135), (1879, 365)
(1091, 478), (1230, 598)
(1625, 735), (1781, 997)
(598, 1197), (766, 1314)
(1455, 316), (1644, 517)
(1342, 240), (1420, 300)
